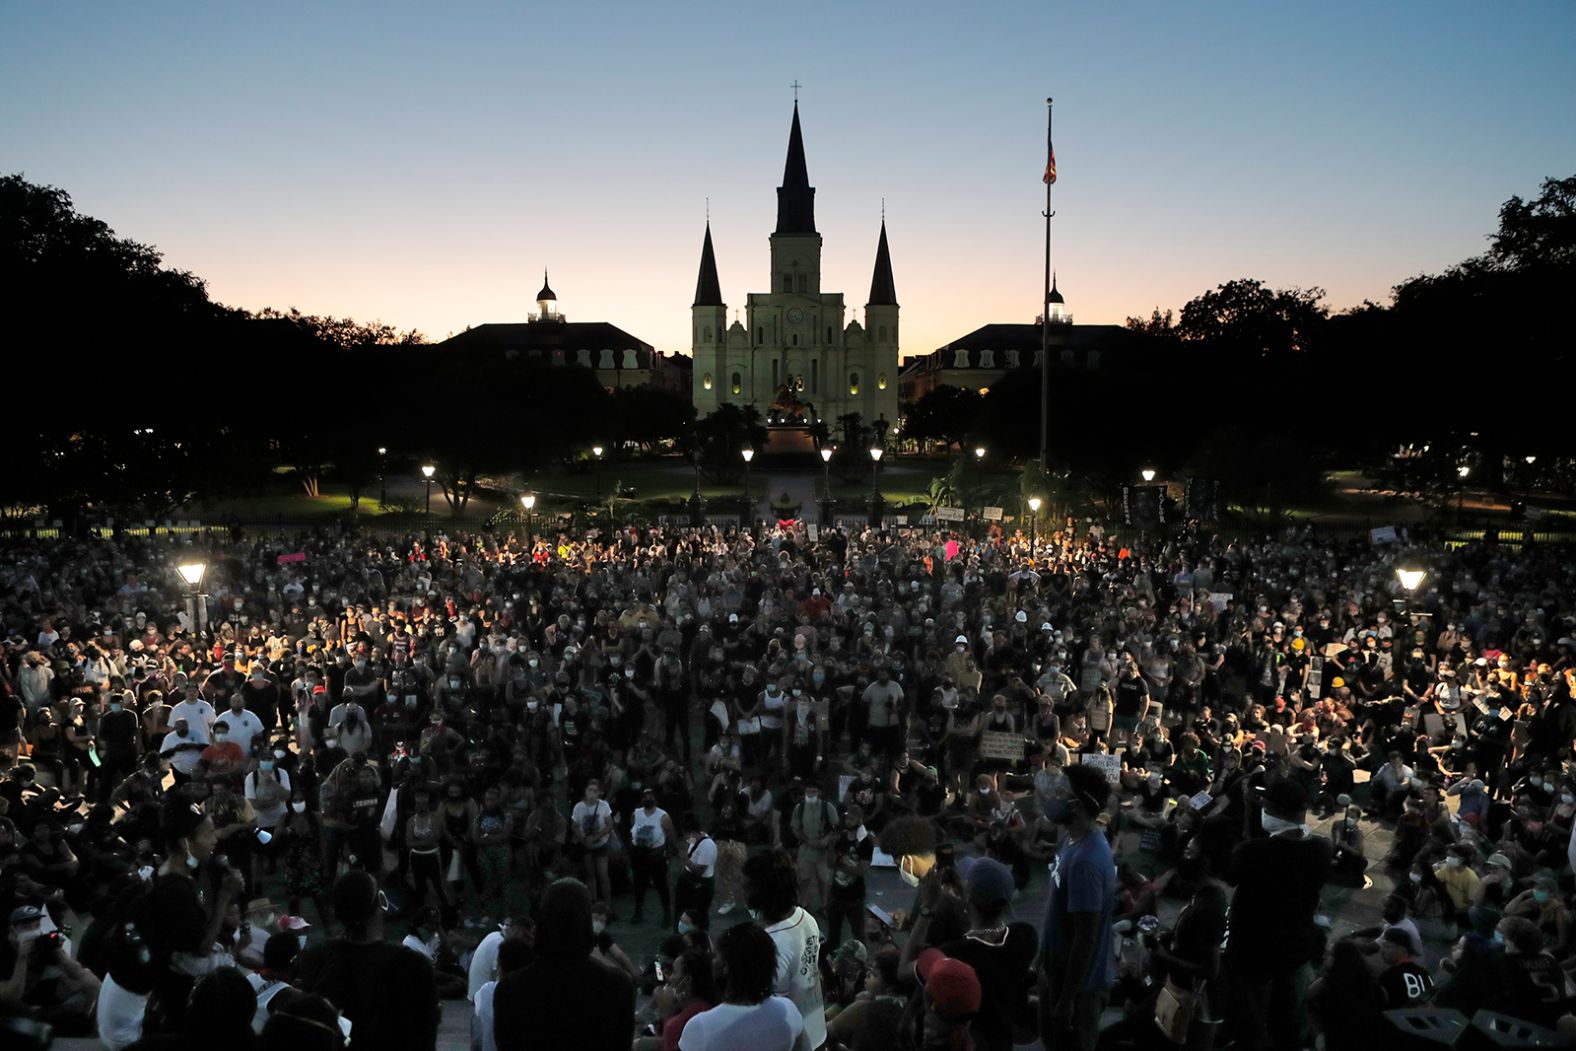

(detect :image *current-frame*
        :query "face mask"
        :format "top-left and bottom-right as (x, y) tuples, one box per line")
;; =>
(355, 660), (367, 670)
(214, 732), (228, 743)
(591, 920), (606, 935)
(137, 865), (154, 881)
(677, 920), (697, 935)
(805, 794), (819, 805)
(1446, 856), (1464, 869)
(298, 934), (308, 950)
(1260, 812), (1306, 836)
(291, 801), (307, 813)
(274, 749), (287, 759)
(747, 908), (761, 921)
(1409, 872), (1424, 884)
(1535, 890), (1552, 904)
(260, 761), (274, 772)
(110, 702), (122, 713)
(186, 852), (200, 870)
(1493, 929), (1506, 945)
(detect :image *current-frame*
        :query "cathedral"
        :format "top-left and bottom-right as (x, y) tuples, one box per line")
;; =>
(689, 103), (901, 433)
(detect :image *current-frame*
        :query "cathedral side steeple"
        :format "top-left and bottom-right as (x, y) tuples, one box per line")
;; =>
(691, 223), (728, 410)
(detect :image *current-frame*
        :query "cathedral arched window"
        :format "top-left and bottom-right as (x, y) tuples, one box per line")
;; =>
(757, 328), (764, 345)
(811, 360), (818, 393)
(849, 372), (860, 395)
(797, 273), (807, 293)
(826, 327), (833, 345)
(878, 326), (887, 342)
(792, 334), (799, 346)
(878, 373), (888, 391)
(782, 273), (793, 292)
(730, 372), (742, 396)
(703, 327), (712, 343)
(702, 373), (713, 391)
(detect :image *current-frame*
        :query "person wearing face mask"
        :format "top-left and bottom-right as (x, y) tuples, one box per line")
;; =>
(280, 789), (330, 924)
(1432, 845), (1481, 922)
(97, 689), (142, 804)
(788, 783), (838, 916)
(326, 689), (374, 758)
(139, 801), (248, 1034)
(220, 691), (267, 760)
(1505, 875), (1574, 956)
(1222, 778), (1332, 1051)
(1038, 763), (1114, 1051)
(246, 748), (293, 836)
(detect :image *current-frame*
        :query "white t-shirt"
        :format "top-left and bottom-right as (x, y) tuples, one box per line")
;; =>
(216, 707), (266, 756)
(248, 972), (291, 1033)
(474, 979), (499, 1051)
(468, 930), (504, 1000)
(160, 728), (206, 775)
(169, 698), (216, 742)
(572, 799), (613, 847)
(96, 974), (148, 1051)
(763, 908), (825, 1050)
(678, 996), (809, 1051)
(686, 834), (718, 878)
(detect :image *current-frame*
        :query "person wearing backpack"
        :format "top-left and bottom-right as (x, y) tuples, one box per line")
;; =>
(789, 783), (838, 914)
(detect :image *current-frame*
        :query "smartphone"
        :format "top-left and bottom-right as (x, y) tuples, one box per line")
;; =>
(653, 960), (666, 982)
(866, 904), (895, 929)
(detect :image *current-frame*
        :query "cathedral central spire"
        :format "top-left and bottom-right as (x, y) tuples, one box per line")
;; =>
(774, 102), (816, 236)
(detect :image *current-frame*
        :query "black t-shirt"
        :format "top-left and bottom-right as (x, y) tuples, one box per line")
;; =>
(298, 939), (439, 1051)
(494, 953), (635, 1051)
(1225, 832), (1332, 973)
(1379, 960), (1435, 1007)
(0, 694), (21, 743)
(1114, 676), (1148, 718)
(345, 789), (384, 829)
(830, 827), (875, 900)
(940, 925), (1039, 1051)
(99, 708), (140, 755)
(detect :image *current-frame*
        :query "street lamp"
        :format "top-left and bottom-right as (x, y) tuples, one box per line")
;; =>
(1141, 468), (1156, 483)
(421, 464), (436, 514)
(520, 493), (536, 547)
(1027, 496), (1043, 559)
(869, 446), (884, 527)
(741, 447), (755, 528)
(377, 447), (388, 508)
(1396, 567), (1426, 593)
(592, 445), (605, 504)
(1457, 464), (1470, 518)
(177, 561), (209, 638)
(1526, 455), (1537, 465)
(820, 445), (835, 500)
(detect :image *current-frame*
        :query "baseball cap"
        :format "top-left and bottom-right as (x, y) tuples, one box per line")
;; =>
(955, 635), (968, 645)
(914, 948), (982, 1017)
(957, 856), (1016, 907)
(8, 905), (45, 927)
(276, 915), (312, 932)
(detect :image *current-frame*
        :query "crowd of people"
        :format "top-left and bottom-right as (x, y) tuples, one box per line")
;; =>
(1, 516), (1576, 1050)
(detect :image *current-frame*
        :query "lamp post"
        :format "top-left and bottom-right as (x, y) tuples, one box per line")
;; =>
(1027, 496), (1042, 560)
(520, 493), (536, 549)
(1396, 566), (1426, 622)
(741, 447), (755, 529)
(974, 446), (986, 534)
(377, 447), (388, 508)
(1457, 465), (1470, 518)
(421, 464), (436, 515)
(869, 445), (884, 526)
(820, 445), (835, 500)
(177, 561), (208, 639)
(592, 446), (605, 505)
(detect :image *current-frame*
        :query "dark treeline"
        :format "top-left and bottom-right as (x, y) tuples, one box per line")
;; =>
(901, 174), (1576, 516)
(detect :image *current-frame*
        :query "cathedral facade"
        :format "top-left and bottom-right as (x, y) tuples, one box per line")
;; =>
(690, 103), (900, 433)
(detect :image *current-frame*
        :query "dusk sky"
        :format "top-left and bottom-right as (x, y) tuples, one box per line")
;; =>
(5, 2), (1573, 360)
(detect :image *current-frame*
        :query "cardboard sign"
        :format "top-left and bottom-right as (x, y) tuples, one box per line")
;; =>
(806, 523), (819, 542)
(983, 506), (1004, 522)
(935, 507), (966, 523)
(893, 515), (908, 526)
(276, 552), (307, 564)
(979, 730), (1025, 762)
(1188, 791), (1214, 811)
(1206, 591), (1233, 613)
(1369, 525), (1399, 544)
(1077, 752), (1123, 785)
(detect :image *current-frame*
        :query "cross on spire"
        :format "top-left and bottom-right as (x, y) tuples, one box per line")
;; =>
(790, 80), (802, 102)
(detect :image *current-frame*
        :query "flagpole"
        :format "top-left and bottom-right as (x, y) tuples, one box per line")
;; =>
(1039, 97), (1053, 477)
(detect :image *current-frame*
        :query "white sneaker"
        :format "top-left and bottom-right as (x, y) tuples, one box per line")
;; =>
(715, 900), (736, 915)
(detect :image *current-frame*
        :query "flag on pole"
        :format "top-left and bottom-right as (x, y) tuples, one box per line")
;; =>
(1043, 123), (1056, 185)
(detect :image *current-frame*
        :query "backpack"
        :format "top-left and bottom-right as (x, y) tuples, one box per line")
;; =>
(94, 878), (158, 995)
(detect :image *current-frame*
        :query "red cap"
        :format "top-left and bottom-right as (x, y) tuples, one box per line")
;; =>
(914, 948), (982, 1017)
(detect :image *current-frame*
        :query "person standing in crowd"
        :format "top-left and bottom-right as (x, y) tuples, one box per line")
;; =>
(1225, 778), (1332, 1051)
(296, 870), (438, 1051)
(1039, 763), (1115, 1051)
(743, 851), (827, 1051)
(678, 922), (809, 1051)
(628, 786), (677, 926)
(492, 878), (635, 1051)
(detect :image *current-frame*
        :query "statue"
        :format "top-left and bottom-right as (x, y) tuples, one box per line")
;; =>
(769, 382), (809, 421)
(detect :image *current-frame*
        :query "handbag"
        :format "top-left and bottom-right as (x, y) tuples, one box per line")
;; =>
(1154, 978), (1198, 1044)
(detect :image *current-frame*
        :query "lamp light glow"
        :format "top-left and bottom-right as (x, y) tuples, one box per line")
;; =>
(177, 562), (206, 587)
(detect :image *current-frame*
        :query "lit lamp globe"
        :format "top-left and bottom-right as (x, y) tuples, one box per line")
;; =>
(1141, 468), (1156, 483)
(420, 464), (436, 479)
(820, 447), (834, 463)
(1027, 497), (1043, 514)
(1457, 466), (1470, 479)
(592, 446), (605, 459)
(741, 448), (755, 464)
(177, 562), (207, 588)
(869, 447), (884, 463)
(520, 494), (536, 511)
(1396, 568), (1426, 594)
(974, 446), (986, 461)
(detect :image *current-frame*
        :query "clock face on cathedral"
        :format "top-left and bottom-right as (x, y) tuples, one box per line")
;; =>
(689, 102), (899, 431)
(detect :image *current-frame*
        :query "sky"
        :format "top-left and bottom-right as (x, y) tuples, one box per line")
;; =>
(4, 2), (1574, 361)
